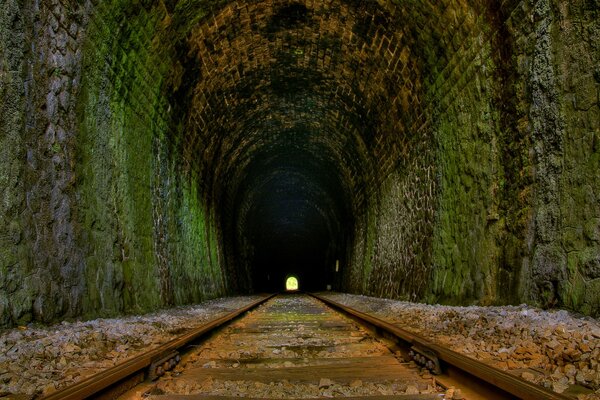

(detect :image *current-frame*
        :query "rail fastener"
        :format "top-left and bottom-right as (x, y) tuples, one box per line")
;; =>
(148, 351), (180, 380)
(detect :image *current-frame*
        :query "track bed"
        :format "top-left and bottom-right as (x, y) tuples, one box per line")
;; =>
(127, 294), (444, 399)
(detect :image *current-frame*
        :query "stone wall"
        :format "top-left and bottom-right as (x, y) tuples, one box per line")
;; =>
(0, 0), (598, 327)
(0, 0), (227, 327)
(1, 0), (90, 325)
(546, 0), (599, 314)
(489, 0), (600, 314)
(427, 3), (504, 305)
(76, 0), (227, 317)
(343, 0), (600, 316)
(0, 0), (29, 326)
(344, 1), (504, 305)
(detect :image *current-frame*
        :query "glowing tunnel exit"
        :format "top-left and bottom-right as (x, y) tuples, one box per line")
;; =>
(286, 276), (299, 291)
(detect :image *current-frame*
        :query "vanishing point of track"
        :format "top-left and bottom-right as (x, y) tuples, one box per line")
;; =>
(43, 293), (571, 400)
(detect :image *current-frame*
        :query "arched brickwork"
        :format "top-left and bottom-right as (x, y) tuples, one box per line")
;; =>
(0, 0), (598, 326)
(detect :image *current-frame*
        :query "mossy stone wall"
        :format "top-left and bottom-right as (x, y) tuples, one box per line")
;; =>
(551, 0), (600, 314)
(0, 0), (227, 327)
(0, 0), (28, 326)
(347, 0), (600, 317)
(0, 0), (599, 327)
(76, 0), (227, 319)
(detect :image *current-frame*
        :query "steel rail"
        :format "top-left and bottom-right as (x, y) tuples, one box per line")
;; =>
(42, 294), (276, 400)
(310, 293), (572, 400)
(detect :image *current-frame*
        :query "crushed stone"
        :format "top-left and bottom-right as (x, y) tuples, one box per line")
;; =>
(0, 295), (263, 397)
(320, 292), (600, 399)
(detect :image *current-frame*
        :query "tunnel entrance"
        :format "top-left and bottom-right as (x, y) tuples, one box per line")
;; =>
(285, 276), (299, 291)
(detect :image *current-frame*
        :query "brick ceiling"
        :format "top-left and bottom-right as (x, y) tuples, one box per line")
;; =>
(158, 0), (484, 289)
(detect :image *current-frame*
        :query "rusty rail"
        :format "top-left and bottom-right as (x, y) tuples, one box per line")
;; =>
(310, 293), (571, 400)
(42, 294), (275, 400)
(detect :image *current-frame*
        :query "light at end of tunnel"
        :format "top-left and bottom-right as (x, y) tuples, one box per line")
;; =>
(286, 276), (299, 291)
(335, 259), (339, 272)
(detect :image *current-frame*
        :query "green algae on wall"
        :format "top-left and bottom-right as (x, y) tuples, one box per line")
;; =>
(76, 0), (226, 318)
(2, 0), (600, 328)
(0, 0), (28, 325)
(0, 0), (231, 328)
(348, 4), (505, 306)
(430, 89), (501, 304)
(552, 0), (600, 316)
(77, 2), (165, 316)
(427, 31), (503, 305)
(169, 174), (226, 304)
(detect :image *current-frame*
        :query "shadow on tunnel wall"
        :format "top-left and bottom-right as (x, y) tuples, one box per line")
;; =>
(0, 0), (599, 327)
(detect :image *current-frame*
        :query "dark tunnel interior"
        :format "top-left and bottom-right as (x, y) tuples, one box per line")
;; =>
(170, 0), (398, 294)
(3, 0), (600, 328)
(233, 142), (352, 292)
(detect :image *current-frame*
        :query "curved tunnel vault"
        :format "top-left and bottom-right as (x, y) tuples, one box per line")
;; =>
(3, 0), (598, 326)
(167, 0), (426, 293)
(233, 144), (350, 292)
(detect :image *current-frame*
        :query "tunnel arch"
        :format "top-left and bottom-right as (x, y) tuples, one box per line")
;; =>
(160, 0), (434, 295)
(77, 0), (499, 302)
(4, 0), (595, 327)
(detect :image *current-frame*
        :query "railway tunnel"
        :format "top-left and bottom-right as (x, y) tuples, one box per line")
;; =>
(1, 0), (599, 329)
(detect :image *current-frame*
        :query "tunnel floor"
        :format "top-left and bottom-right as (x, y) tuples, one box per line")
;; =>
(1, 293), (599, 397)
(139, 294), (443, 398)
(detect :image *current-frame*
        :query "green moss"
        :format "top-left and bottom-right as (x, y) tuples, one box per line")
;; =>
(553, 2), (600, 316)
(561, 273), (600, 316)
(0, 0), (29, 327)
(75, 0), (226, 319)
(84, 1), (173, 312)
(429, 38), (503, 305)
(362, 207), (377, 292)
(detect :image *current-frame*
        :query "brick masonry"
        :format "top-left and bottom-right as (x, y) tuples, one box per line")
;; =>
(0, 0), (598, 326)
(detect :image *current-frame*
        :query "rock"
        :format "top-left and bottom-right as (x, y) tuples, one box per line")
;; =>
(579, 343), (591, 353)
(552, 380), (569, 393)
(452, 389), (464, 399)
(350, 379), (362, 387)
(42, 383), (57, 396)
(583, 369), (596, 382)
(405, 385), (419, 395)
(521, 371), (535, 382)
(318, 378), (332, 389)
(546, 339), (562, 350)
(46, 92), (58, 120)
(59, 89), (70, 110)
(564, 363), (577, 377)
(515, 346), (528, 354)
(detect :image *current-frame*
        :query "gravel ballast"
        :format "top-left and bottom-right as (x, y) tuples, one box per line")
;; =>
(319, 292), (600, 399)
(0, 295), (263, 397)
(2, 292), (599, 399)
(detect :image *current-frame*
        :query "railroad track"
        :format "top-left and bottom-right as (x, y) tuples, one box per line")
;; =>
(43, 293), (571, 400)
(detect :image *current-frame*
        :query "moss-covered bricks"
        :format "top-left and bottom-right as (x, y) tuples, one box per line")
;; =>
(0, 0), (598, 327)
